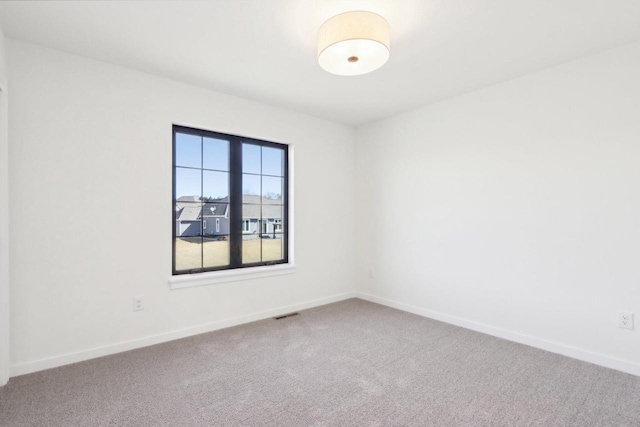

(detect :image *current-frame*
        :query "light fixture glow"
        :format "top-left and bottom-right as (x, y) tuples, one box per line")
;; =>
(318, 11), (390, 76)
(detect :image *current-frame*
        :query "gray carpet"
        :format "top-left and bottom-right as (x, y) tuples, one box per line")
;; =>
(1, 299), (639, 426)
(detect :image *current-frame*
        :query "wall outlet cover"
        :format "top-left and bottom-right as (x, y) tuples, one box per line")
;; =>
(618, 311), (634, 330)
(133, 295), (145, 312)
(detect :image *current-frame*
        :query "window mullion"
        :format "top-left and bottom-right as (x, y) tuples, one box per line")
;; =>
(229, 137), (243, 267)
(200, 136), (204, 271)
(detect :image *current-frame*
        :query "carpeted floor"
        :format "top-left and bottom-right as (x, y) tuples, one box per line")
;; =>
(1, 298), (639, 426)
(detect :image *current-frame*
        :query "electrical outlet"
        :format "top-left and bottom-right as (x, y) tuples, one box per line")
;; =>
(618, 311), (634, 330)
(368, 268), (375, 279)
(133, 295), (144, 312)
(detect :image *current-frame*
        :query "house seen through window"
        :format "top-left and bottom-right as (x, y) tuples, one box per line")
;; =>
(173, 125), (288, 274)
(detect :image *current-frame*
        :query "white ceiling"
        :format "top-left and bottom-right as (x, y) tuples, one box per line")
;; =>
(1, 0), (639, 126)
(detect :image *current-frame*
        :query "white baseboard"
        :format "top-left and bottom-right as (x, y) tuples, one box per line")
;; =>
(11, 291), (638, 379)
(10, 292), (357, 378)
(356, 292), (640, 377)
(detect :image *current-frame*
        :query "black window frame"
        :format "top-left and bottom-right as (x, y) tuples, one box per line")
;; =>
(172, 125), (289, 275)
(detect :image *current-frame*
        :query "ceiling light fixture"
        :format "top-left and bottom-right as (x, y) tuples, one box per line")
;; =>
(317, 11), (390, 76)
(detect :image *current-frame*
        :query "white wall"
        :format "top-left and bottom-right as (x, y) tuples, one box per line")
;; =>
(356, 41), (640, 374)
(0, 24), (9, 386)
(7, 35), (639, 380)
(7, 40), (356, 375)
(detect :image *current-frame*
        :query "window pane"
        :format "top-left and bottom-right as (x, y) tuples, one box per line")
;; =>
(262, 236), (283, 262)
(242, 204), (260, 234)
(242, 174), (260, 198)
(202, 203), (229, 236)
(262, 146), (284, 176)
(203, 137), (229, 171)
(175, 133), (201, 168)
(242, 236), (261, 264)
(175, 167), (201, 201)
(174, 237), (202, 271)
(261, 205), (283, 236)
(242, 143), (261, 174)
(175, 202), (202, 237)
(203, 170), (229, 201)
(203, 236), (229, 268)
(262, 176), (284, 203)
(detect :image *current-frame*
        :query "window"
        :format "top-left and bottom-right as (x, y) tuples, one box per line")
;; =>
(173, 125), (288, 275)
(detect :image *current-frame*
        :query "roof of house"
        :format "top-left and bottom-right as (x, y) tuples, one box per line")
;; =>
(242, 195), (283, 219)
(176, 204), (201, 222)
(202, 203), (229, 218)
(242, 204), (282, 220)
(176, 196), (282, 220)
(242, 194), (281, 205)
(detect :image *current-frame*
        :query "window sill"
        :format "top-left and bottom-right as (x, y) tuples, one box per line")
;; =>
(169, 263), (296, 290)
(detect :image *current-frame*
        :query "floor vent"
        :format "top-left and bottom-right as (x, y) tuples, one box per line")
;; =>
(274, 312), (300, 320)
